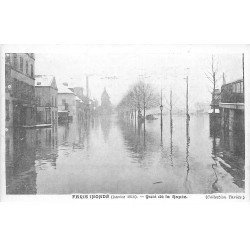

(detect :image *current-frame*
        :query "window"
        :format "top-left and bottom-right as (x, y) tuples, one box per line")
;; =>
(36, 97), (41, 106)
(20, 57), (23, 72)
(6, 100), (10, 120)
(240, 82), (244, 93)
(26, 61), (29, 75)
(37, 111), (42, 123)
(236, 83), (239, 93)
(236, 82), (241, 93)
(5, 54), (11, 64)
(232, 83), (236, 93)
(13, 53), (18, 68)
(31, 64), (34, 78)
(62, 99), (66, 105)
(6, 138), (10, 157)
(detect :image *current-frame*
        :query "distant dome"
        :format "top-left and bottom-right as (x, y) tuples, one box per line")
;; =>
(101, 87), (109, 100)
(101, 87), (112, 114)
(101, 88), (111, 104)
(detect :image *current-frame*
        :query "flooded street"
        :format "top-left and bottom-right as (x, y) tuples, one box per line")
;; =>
(6, 114), (245, 194)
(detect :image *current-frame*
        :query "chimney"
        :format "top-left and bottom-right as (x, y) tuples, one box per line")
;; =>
(223, 73), (226, 85)
(86, 76), (89, 99)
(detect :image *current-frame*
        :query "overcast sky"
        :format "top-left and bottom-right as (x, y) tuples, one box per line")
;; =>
(35, 46), (243, 111)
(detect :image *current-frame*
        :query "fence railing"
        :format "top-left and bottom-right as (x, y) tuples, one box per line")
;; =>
(221, 82), (244, 103)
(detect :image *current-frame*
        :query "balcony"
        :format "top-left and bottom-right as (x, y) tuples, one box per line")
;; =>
(221, 80), (244, 104)
(221, 93), (244, 103)
(26, 53), (35, 59)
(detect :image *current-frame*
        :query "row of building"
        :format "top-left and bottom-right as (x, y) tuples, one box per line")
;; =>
(5, 53), (100, 129)
(210, 78), (244, 133)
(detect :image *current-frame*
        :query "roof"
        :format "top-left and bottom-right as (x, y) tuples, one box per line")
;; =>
(75, 96), (83, 103)
(223, 79), (243, 87)
(57, 84), (75, 94)
(35, 75), (57, 89)
(101, 87), (110, 99)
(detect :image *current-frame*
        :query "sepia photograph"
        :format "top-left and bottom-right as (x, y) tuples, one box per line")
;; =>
(1, 2), (250, 250)
(1, 45), (247, 196)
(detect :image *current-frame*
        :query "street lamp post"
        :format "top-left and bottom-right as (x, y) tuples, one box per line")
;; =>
(160, 86), (163, 131)
(186, 75), (189, 118)
(184, 74), (190, 121)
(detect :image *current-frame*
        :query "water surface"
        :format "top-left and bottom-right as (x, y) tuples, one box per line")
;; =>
(5, 114), (245, 194)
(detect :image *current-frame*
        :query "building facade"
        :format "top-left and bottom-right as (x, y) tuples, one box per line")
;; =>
(70, 87), (86, 121)
(5, 53), (36, 127)
(57, 84), (77, 122)
(35, 75), (58, 125)
(219, 79), (244, 132)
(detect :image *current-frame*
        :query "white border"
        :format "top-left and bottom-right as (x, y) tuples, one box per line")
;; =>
(0, 44), (249, 202)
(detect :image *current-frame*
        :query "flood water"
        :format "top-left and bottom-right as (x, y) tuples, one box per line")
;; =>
(5, 114), (245, 194)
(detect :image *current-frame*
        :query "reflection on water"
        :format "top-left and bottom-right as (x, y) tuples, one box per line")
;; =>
(184, 116), (191, 193)
(6, 128), (37, 194)
(215, 128), (244, 189)
(100, 117), (111, 143)
(169, 114), (173, 167)
(6, 126), (58, 194)
(6, 114), (245, 194)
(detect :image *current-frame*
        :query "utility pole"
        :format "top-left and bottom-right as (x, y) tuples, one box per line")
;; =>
(242, 53), (245, 98)
(212, 55), (216, 116)
(223, 72), (226, 85)
(185, 78), (190, 191)
(242, 53), (245, 129)
(159, 85), (163, 144)
(160, 85), (163, 130)
(170, 89), (173, 148)
(86, 75), (89, 99)
(184, 75), (189, 120)
(85, 75), (90, 120)
(170, 89), (172, 122)
(170, 89), (173, 157)
(143, 93), (146, 133)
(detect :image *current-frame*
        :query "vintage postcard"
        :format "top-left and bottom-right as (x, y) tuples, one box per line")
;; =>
(0, 45), (249, 201)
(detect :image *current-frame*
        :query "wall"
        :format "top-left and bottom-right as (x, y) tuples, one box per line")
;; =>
(35, 86), (58, 124)
(5, 53), (36, 127)
(5, 92), (13, 128)
(8, 53), (35, 84)
(220, 107), (244, 133)
(58, 93), (76, 118)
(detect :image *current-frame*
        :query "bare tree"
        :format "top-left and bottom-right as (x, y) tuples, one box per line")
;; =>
(205, 55), (221, 115)
(135, 81), (159, 130)
(117, 81), (159, 129)
(117, 88), (137, 119)
(126, 90), (137, 119)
